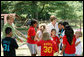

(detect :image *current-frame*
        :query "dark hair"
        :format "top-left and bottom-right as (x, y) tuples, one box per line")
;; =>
(51, 29), (56, 36)
(40, 25), (46, 30)
(62, 21), (69, 28)
(58, 21), (63, 25)
(27, 20), (31, 25)
(30, 19), (38, 26)
(65, 25), (74, 45)
(5, 27), (12, 34)
(51, 29), (56, 32)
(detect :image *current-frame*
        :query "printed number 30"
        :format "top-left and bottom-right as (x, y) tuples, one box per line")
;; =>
(43, 46), (52, 53)
(3, 44), (10, 52)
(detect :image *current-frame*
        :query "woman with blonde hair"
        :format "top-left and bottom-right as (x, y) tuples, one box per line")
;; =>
(2, 15), (26, 42)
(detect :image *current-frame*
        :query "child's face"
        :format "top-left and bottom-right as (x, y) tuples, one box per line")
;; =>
(58, 24), (62, 30)
(40, 26), (45, 31)
(62, 25), (64, 29)
(9, 32), (13, 37)
(34, 23), (37, 28)
(51, 31), (56, 36)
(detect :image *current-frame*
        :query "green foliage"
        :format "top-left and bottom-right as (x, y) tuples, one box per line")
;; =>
(1, 1), (83, 21)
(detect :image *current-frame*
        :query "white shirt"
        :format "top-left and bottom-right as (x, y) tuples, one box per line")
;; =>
(62, 30), (65, 37)
(46, 22), (59, 37)
(37, 30), (42, 39)
(75, 38), (82, 55)
(60, 30), (65, 46)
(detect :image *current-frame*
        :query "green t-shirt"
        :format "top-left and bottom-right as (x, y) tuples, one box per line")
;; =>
(2, 23), (27, 42)
(2, 23), (16, 39)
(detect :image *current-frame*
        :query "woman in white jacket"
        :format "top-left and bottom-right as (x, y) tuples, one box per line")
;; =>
(46, 15), (59, 37)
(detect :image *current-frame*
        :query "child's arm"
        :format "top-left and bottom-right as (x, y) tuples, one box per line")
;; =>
(34, 33), (39, 41)
(75, 41), (81, 46)
(15, 29), (27, 40)
(57, 44), (59, 53)
(53, 42), (58, 53)
(60, 44), (66, 55)
(57, 37), (60, 53)
(13, 39), (19, 49)
(31, 36), (35, 40)
(36, 41), (41, 46)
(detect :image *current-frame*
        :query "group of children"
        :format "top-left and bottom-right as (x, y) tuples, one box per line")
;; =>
(26, 19), (83, 56)
(2, 19), (83, 56)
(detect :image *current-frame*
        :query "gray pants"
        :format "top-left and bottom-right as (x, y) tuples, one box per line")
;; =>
(27, 43), (37, 54)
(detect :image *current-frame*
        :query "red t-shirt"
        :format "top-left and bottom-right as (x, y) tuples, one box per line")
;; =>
(51, 36), (60, 45)
(37, 40), (57, 56)
(51, 36), (60, 51)
(27, 26), (36, 44)
(63, 35), (76, 54)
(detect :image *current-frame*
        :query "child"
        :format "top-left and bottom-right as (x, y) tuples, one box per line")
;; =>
(61, 21), (69, 37)
(35, 25), (46, 56)
(51, 29), (60, 53)
(58, 21), (63, 35)
(58, 21), (63, 51)
(27, 19), (38, 56)
(60, 21), (69, 54)
(60, 25), (76, 56)
(37, 32), (58, 56)
(75, 31), (82, 56)
(2, 27), (18, 56)
(35, 25), (46, 41)
(58, 21), (64, 38)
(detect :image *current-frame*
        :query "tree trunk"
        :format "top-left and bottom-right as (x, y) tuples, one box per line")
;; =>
(31, 1), (38, 20)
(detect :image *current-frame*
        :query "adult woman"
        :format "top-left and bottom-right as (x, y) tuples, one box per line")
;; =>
(2, 15), (26, 42)
(46, 15), (59, 37)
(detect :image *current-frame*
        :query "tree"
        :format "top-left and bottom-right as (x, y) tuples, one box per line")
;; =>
(1, 1), (83, 22)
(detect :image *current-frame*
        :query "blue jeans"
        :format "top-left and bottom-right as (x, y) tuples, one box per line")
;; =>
(65, 53), (75, 56)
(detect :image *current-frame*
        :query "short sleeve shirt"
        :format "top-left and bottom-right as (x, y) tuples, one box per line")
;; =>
(27, 26), (36, 44)
(37, 40), (57, 56)
(63, 35), (76, 54)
